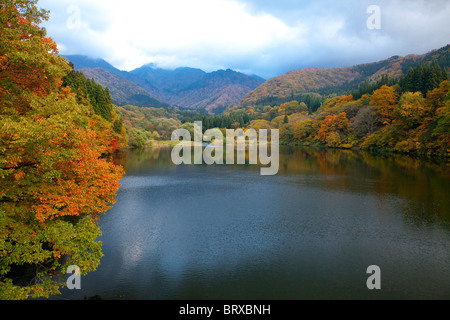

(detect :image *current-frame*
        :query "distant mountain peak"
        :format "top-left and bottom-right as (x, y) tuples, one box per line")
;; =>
(64, 55), (264, 113)
(128, 65), (263, 113)
(143, 62), (158, 68)
(64, 55), (116, 71)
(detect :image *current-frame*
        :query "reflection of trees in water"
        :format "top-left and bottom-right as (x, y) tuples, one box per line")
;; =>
(113, 147), (173, 173)
(114, 146), (450, 225)
(279, 147), (450, 226)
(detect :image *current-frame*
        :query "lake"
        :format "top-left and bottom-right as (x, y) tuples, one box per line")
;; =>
(60, 146), (450, 300)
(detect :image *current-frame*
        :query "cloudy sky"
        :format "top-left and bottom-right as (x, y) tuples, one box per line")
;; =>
(39, 0), (450, 79)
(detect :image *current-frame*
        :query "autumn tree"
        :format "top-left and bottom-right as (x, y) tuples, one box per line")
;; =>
(370, 85), (398, 124)
(430, 83), (450, 155)
(350, 106), (378, 137)
(317, 112), (349, 147)
(0, 0), (124, 299)
(61, 68), (127, 150)
(279, 101), (308, 115)
(280, 123), (295, 141)
(62, 69), (114, 121)
(394, 92), (429, 129)
(319, 95), (354, 112)
(432, 99), (450, 153)
(248, 119), (271, 131)
(153, 118), (181, 140)
(426, 80), (450, 111)
(270, 115), (286, 129)
(0, 0), (70, 114)
(293, 119), (317, 142)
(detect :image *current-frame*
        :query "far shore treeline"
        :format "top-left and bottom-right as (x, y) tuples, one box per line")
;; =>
(119, 61), (450, 160)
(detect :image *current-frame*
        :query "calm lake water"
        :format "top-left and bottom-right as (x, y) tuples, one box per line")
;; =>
(60, 147), (450, 300)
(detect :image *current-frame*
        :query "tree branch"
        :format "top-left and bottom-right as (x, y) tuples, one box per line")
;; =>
(1, 161), (38, 171)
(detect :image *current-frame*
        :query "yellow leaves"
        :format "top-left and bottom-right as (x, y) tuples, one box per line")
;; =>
(435, 106), (447, 117)
(336, 95), (354, 106)
(426, 80), (450, 109)
(395, 91), (428, 128)
(371, 85), (398, 123)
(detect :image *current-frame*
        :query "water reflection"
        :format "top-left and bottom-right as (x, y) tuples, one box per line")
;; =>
(116, 146), (450, 226)
(60, 146), (450, 300)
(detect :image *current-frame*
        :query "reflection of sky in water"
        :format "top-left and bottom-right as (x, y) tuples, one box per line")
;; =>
(106, 170), (292, 291)
(59, 148), (450, 300)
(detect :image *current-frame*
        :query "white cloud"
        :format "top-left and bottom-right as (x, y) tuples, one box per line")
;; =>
(100, 0), (299, 71)
(39, 0), (450, 79)
(40, 0), (300, 73)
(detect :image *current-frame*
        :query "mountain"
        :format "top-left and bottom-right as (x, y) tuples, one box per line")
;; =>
(64, 55), (167, 108)
(64, 55), (125, 76)
(241, 44), (450, 107)
(129, 65), (263, 113)
(128, 65), (207, 101)
(175, 69), (264, 114)
(80, 68), (167, 108)
(64, 55), (264, 113)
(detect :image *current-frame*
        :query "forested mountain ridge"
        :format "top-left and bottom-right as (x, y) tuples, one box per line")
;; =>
(223, 59), (449, 159)
(129, 66), (263, 113)
(241, 44), (450, 107)
(79, 67), (167, 108)
(64, 55), (264, 113)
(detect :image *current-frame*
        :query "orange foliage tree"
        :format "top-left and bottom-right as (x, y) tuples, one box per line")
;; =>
(370, 85), (398, 124)
(318, 112), (349, 146)
(0, 0), (124, 299)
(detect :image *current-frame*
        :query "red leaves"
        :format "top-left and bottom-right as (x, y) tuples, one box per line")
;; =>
(110, 137), (120, 151)
(0, 5), (70, 114)
(31, 125), (124, 223)
(1, 0), (126, 300)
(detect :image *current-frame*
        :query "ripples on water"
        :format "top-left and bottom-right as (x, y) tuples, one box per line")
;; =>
(61, 147), (450, 300)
